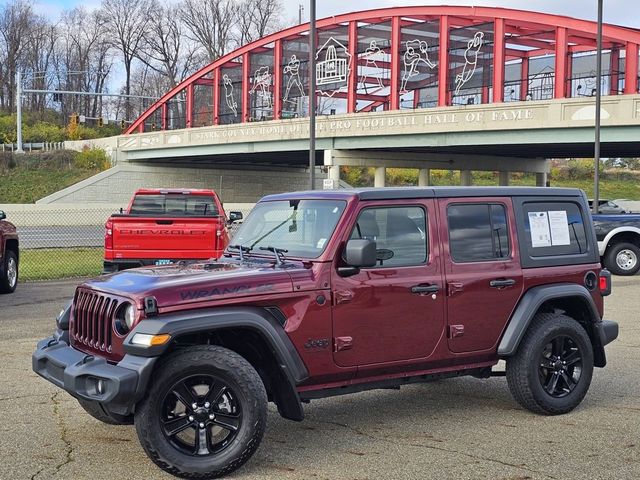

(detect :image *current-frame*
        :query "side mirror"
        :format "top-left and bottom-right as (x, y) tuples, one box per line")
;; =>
(0, 210), (5, 221)
(339, 239), (377, 277)
(227, 211), (243, 225)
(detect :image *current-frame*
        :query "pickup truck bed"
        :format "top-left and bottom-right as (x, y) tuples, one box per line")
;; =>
(104, 189), (230, 272)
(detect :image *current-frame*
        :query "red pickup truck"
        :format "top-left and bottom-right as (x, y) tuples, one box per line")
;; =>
(103, 189), (241, 273)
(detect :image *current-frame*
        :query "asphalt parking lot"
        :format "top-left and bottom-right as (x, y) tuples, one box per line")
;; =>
(0, 276), (638, 480)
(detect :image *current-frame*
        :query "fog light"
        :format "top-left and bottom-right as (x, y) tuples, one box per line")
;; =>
(97, 379), (105, 395)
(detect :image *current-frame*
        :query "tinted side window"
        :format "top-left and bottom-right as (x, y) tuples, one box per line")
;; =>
(448, 204), (510, 262)
(350, 206), (427, 267)
(522, 202), (587, 257)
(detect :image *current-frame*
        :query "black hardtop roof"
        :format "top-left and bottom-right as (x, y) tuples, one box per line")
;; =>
(261, 186), (586, 202)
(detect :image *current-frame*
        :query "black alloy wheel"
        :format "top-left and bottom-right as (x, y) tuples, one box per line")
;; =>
(160, 374), (242, 457)
(538, 335), (583, 398)
(135, 345), (267, 479)
(506, 312), (594, 415)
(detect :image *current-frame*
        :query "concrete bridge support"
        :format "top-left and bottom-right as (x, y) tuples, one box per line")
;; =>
(374, 167), (386, 187)
(324, 150), (550, 188)
(418, 169), (431, 187)
(536, 172), (548, 187)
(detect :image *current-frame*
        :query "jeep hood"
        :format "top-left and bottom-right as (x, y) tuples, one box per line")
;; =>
(83, 259), (298, 309)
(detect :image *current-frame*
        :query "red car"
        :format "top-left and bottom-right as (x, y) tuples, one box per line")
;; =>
(35, 187), (617, 478)
(0, 210), (19, 293)
(103, 189), (240, 272)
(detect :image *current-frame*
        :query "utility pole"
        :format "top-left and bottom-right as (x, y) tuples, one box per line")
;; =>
(593, 0), (603, 214)
(298, 4), (304, 24)
(308, 0), (316, 190)
(15, 72), (24, 154)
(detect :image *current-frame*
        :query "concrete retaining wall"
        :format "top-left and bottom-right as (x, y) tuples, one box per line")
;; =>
(36, 163), (325, 205)
(0, 203), (255, 226)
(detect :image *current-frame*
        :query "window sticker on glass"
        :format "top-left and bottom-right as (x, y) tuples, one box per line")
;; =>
(528, 211), (552, 247)
(316, 238), (327, 249)
(548, 210), (571, 246)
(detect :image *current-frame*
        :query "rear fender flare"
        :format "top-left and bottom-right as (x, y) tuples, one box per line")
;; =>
(498, 284), (607, 367)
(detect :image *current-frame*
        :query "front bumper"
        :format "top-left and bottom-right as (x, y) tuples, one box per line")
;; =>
(32, 335), (156, 417)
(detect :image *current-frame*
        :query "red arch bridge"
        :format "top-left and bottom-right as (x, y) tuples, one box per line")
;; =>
(108, 6), (640, 190)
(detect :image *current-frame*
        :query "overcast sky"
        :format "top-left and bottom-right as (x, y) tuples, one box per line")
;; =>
(30, 0), (640, 28)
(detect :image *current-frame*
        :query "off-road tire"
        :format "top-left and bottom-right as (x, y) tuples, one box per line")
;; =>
(77, 398), (132, 425)
(506, 313), (594, 415)
(604, 241), (640, 276)
(0, 250), (18, 293)
(135, 345), (267, 479)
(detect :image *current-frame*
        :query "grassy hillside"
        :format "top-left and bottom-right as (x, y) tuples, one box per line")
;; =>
(468, 175), (640, 200)
(0, 150), (109, 204)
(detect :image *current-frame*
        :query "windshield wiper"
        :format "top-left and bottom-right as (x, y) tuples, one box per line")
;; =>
(228, 244), (252, 262)
(259, 246), (288, 267)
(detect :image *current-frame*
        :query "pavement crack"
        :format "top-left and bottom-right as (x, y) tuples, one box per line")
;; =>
(0, 393), (49, 402)
(50, 391), (74, 477)
(308, 418), (556, 480)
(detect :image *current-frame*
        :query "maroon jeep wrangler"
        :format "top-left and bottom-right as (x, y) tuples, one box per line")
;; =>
(0, 210), (19, 293)
(33, 187), (618, 478)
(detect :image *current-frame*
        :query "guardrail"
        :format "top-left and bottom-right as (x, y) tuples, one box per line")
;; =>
(1, 142), (65, 152)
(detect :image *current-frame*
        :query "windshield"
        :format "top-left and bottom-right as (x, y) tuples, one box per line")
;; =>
(129, 194), (219, 216)
(231, 199), (347, 258)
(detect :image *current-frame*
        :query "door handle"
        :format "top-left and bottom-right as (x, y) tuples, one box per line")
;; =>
(411, 284), (440, 294)
(490, 278), (516, 288)
(156, 220), (173, 225)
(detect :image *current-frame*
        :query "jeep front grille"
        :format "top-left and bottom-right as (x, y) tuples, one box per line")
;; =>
(70, 289), (118, 353)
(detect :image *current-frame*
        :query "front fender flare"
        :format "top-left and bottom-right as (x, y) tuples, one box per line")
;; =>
(123, 306), (308, 420)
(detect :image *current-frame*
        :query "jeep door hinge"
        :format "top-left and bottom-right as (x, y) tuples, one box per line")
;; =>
(334, 336), (353, 352)
(448, 325), (465, 338)
(447, 282), (464, 296)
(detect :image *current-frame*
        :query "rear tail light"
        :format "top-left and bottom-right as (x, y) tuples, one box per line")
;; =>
(105, 221), (113, 249)
(599, 269), (612, 296)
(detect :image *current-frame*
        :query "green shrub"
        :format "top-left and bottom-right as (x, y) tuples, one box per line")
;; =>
(341, 166), (373, 187)
(23, 122), (65, 143)
(74, 148), (110, 170)
(0, 114), (17, 144)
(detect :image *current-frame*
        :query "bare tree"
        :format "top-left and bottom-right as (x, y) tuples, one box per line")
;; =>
(138, 3), (200, 89)
(236, 0), (283, 46)
(0, 0), (37, 110)
(102, 0), (153, 118)
(23, 14), (56, 113)
(55, 7), (113, 121)
(180, 0), (237, 62)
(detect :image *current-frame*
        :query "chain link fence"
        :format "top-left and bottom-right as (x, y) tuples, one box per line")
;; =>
(5, 205), (254, 282)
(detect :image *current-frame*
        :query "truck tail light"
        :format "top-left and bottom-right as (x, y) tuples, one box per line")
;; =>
(105, 221), (113, 249)
(599, 269), (612, 296)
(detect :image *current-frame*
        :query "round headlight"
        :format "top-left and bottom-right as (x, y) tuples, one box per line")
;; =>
(114, 302), (137, 336)
(124, 304), (136, 330)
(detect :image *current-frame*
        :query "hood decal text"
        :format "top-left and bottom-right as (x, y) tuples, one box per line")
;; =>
(180, 283), (275, 300)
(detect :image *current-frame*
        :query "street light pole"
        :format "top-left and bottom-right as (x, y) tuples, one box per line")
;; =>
(15, 72), (24, 154)
(593, 0), (603, 214)
(308, 0), (316, 190)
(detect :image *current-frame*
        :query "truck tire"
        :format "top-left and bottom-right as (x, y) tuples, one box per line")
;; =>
(506, 313), (594, 415)
(77, 398), (132, 425)
(135, 345), (267, 479)
(604, 242), (640, 276)
(0, 250), (18, 293)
